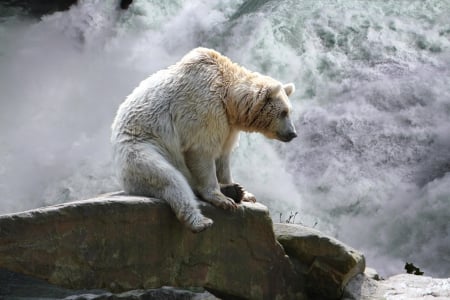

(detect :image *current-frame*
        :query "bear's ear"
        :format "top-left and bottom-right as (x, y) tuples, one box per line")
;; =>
(283, 83), (295, 96)
(258, 84), (280, 103)
(267, 84), (282, 98)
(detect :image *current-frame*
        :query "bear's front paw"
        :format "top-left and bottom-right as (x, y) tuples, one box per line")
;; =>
(220, 183), (256, 203)
(201, 190), (238, 211)
(220, 183), (245, 203)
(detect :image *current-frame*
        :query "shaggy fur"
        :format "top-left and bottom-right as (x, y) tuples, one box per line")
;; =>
(111, 47), (296, 233)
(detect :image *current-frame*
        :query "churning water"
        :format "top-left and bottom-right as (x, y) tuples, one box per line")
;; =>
(0, 0), (449, 277)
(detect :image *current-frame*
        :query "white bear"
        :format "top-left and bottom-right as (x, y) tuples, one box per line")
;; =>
(111, 47), (296, 233)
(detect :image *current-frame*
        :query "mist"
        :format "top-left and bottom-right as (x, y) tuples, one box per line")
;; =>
(1, 0), (449, 278)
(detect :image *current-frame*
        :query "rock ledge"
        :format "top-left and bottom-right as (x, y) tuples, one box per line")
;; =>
(0, 193), (302, 300)
(0, 193), (367, 299)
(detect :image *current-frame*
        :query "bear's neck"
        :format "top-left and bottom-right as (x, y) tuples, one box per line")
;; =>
(223, 76), (271, 133)
(210, 53), (268, 133)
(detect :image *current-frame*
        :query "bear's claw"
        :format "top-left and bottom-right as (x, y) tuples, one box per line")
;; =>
(199, 189), (238, 211)
(220, 196), (238, 211)
(242, 191), (256, 203)
(221, 183), (257, 203)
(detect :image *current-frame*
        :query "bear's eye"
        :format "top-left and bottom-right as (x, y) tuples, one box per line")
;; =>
(280, 110), (288, 118)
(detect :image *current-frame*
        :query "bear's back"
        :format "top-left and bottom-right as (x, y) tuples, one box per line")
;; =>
(112, 49), (232, 155)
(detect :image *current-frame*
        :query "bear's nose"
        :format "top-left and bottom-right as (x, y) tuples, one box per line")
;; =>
(286, 131), (297, 141)
(279, 131), (297, 142)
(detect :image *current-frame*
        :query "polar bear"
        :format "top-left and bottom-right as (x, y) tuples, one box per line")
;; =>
(111, 47), (296, 233)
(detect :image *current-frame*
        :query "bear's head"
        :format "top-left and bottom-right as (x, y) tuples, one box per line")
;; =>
(227, 77), (297, 143)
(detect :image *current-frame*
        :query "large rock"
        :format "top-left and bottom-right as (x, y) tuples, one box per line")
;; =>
(0, 193), (304, 300)
(343, 269), (450, 300)
(0, 268), (217, 300)
(274, 223), (365, 300)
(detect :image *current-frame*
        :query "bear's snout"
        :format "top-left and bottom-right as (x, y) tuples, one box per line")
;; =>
(276, 116), (297, 142)
(277, 131), (297, 142)
(286, 131), (297, 141)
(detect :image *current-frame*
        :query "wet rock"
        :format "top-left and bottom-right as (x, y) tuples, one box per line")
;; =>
(274, 223), (366, 300)
(343, 270), (450, 300)
(0, 268), (217, 299)
(0, 193), (304, 300)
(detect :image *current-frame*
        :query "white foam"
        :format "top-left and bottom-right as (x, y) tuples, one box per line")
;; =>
(0, 0), (448, 277)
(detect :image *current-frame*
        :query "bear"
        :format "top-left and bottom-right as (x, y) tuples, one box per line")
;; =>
(111, 47), (296, 233)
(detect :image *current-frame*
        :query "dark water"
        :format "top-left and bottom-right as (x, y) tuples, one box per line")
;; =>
(0, 0), (449, 277)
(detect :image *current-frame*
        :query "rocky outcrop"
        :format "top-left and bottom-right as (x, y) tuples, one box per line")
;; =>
(274, 223), (366, 299)
(0, 192), (369, 299)
(3, 263), (447, 300)
(0, 268), (218, 300)
(343, 269), (450, 300)
(0, 193), (305, 300)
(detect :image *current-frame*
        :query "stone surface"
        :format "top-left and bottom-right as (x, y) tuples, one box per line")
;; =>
(274, 223), (365, 300)
(0, 268), (217, 300)
(343, 270), (450, 300)
(0, 193), (304, 300)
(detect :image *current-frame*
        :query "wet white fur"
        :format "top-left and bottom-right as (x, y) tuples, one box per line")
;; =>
(111, 47), (295, 232)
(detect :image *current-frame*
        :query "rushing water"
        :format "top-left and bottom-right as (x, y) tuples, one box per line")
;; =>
(0, 0), (449, 277)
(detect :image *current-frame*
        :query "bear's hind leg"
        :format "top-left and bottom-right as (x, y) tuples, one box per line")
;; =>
(159, 182), (214, 233)
(119, 144), (213, 233)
